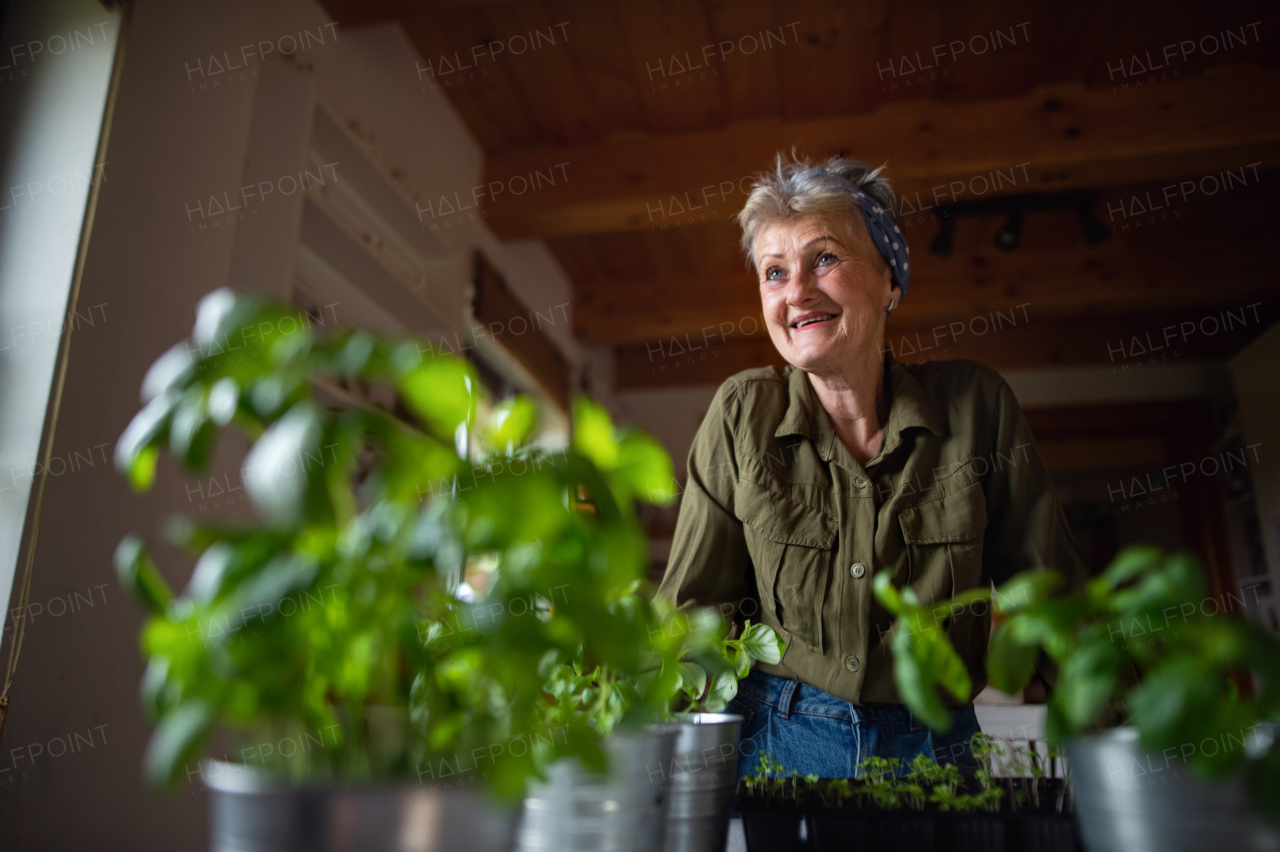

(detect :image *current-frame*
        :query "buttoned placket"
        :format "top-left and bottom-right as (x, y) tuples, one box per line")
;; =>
(820, 430), (878, 698)
(819, 368), (914, 700)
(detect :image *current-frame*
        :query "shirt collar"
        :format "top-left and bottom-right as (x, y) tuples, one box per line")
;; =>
(774, 354), (942, 462)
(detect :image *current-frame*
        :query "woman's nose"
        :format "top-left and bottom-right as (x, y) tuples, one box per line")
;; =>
(786, 271), (820, 304)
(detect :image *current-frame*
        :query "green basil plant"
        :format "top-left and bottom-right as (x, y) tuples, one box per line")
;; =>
(873, 546), (1280, 816)
(112, 288), (727, 797)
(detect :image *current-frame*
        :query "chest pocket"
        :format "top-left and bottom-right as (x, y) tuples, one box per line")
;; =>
(741, 487), (837, 654)
(896, 479), (988, 607)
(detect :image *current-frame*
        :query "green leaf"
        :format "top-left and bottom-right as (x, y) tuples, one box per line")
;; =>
(677, 662), (707, 700)
(1128, 656), (1218, 750)
(892, 630), (952, 732)
(704, 670), (738, 712)
(1095, 545), (1163, 591)
(170, 394), (215, 471)
(927, 631), (973, 703)
(740, 622), (785, 665)
(241, 401), (325, 525)
(487, 395), (538, 451)
(873, 571), (908, 616)
(213, 553), (320, 644)
(140, 343), (195, 402)
(573, 395), (618, 471)
(396, 353), (476, 442)
(1056, 639), (1119, 731)
(993, 570), (1062, 614)
(129, 444), (160, 492)
(207, 378), (240, 426)
(116, 392), (180, 491)
(114, 535), (172, 614)
(612, 429), (676, 505)
(144, 699), (215, 787)
(986, 620), (1038, 694)
(140, 656), (172, 719)
(1006, 600), (1088, 661)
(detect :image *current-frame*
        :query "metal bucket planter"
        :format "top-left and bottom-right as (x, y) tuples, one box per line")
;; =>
(518, 725), (680, 852)
(203, 760), (519, 852)
(663, 712), (743, 852)
(1066, 727), (1280, 852)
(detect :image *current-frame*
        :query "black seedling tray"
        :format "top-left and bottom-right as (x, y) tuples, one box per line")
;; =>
(737, 779), (1080, 852)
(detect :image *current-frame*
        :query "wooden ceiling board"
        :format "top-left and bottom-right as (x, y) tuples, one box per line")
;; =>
(1081, 0), (1277, 89)
(614, 0), (729, 134)
(480, 1), (627, 146)
(777, 0), (892, 120)
(704, 0), (789, 123)
(402, 6), (545, 152)
(481, 66), (1280, 237)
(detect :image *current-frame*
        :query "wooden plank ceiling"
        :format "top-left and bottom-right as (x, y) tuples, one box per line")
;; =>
(320, 0), (1280, 388)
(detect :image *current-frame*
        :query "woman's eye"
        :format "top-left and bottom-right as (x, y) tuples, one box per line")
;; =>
(766, 267), (784, 281)
(816, 252), (837, 266)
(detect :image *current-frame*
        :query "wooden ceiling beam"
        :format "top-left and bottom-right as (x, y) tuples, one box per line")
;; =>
(483, 66), (1280, 237)
(574, 246), (1276, 347)
(614, 302), (1280, 390)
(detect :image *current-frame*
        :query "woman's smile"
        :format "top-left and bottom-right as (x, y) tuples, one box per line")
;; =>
(790, 311), (837, 331)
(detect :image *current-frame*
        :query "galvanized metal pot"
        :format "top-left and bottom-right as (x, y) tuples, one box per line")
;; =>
(203, 760), (519, 852)
(1066, 727), (1280, 852)
(517, 725), (680, 852)
(663, 712), (743, 852)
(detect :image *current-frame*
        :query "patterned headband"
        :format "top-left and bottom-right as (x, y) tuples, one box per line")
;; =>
(813, 170), (911, 298)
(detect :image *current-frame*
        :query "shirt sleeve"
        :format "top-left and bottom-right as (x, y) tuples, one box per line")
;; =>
(657, 381), (754, 615)
(981, 377), (1090, 594)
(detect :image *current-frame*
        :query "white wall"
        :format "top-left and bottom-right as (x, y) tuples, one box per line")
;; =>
(0, 0), (120, 663)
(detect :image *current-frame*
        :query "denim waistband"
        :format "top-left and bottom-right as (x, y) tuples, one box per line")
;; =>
(736, 669), (922, 722)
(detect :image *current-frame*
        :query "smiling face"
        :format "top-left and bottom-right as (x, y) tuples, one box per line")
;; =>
(753, 213), (898, 377)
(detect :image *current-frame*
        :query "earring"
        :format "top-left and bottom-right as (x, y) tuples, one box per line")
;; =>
(886, 301), (897, 315)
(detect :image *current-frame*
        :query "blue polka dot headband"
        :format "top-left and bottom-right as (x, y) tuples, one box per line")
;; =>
(814, 171), (911, 298)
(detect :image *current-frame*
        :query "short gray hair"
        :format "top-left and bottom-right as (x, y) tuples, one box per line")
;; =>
(736, 152), (902, 269)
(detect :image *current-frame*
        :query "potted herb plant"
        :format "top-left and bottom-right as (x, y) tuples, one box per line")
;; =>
(873, 545), (1280, 852)
(525, 588), (784, 852)
(113, 289), (683, 852)
(650, 607), (785, 852)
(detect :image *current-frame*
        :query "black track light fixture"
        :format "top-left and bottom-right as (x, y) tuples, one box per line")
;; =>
(929, 216), (955, 257)
(929, 192), (1108, 256)
(993, 209), (1023, 251)
(1077, 204), (1111, 247)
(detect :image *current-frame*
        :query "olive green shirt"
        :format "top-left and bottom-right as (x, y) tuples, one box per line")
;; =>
(658, 357), (1087, 705)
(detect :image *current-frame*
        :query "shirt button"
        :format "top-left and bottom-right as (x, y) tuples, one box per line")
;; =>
(850, 563), (866, 578)
(854, 476), (867, 487)
(845, 655), (860, 673)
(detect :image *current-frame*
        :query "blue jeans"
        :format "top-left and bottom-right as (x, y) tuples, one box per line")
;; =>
(729, 670), (982, 779)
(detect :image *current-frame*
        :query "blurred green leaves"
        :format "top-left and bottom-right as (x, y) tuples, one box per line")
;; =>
(573, 396), (676, 508)
(115, 535), (172, 614)
(873, 572), (980, 731)
(877, 545), (1280, 818)
(114, 289), (687, 796)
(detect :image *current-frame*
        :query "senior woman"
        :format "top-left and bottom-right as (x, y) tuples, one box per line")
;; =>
(657, 154), (1088, 778)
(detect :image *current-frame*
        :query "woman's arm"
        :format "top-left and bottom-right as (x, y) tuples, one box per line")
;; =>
(657, 382), (755, 618)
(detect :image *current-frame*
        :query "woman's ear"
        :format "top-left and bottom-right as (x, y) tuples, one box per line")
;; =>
(884, 279), (901, 315)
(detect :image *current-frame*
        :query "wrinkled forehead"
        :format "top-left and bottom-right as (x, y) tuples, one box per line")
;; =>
(751, 212), (873, 267)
